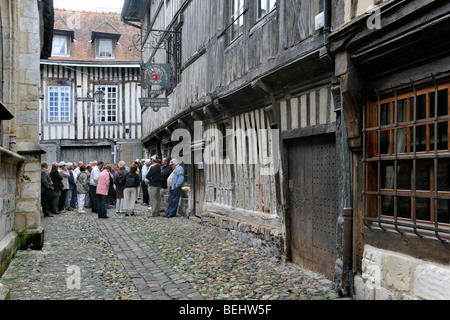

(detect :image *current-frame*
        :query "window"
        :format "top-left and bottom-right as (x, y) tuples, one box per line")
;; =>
(48, 86), (71, 122)
(51, 35), (69, 57)
(166, 28), (182, 91)
(95, 86), (118, 123)
(257, 0), (276, 19)
(364, 81), (450, 239)
(231, 0), (245, 41)
(97, 39), (114, 58)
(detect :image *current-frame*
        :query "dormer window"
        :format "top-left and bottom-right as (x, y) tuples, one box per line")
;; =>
(91, 20), (121, 60)
(97, 39), (114, 58)
(51, 35), (70, 57)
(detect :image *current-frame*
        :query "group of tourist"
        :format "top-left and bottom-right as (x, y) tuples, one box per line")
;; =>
(40, 156), (185, 219)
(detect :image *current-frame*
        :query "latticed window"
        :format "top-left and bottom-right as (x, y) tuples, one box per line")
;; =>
(364, 80), (450, 241)
(95, 85), (117, 123)
(48, 86), (71, 122)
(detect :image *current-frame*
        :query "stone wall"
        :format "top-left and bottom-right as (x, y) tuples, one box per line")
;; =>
(354, 245), (450, 300)
(200, 212), (283, 258)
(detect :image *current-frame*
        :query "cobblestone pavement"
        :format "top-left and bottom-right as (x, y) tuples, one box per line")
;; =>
(0, 203), (339, 300)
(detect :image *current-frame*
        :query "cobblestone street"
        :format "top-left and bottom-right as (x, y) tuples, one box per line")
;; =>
(0, 204), (339, 301)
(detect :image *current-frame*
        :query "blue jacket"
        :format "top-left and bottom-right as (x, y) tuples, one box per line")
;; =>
(172, 164), (185, 189)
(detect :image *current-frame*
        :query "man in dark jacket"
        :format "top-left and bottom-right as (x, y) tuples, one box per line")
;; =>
(41, 162), (54, 217)
(146, 155), (162, 218)
(159, 157), (172, 212)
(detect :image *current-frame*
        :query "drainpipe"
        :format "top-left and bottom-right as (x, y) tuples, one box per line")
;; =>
(338, 85), (354, 299)
(323, 0), (331, 46)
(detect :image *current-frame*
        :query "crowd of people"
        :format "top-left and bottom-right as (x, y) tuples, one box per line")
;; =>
(40, 156), (185, 219)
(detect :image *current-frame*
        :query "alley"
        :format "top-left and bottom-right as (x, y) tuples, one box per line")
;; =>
(0, 206), (338, 301)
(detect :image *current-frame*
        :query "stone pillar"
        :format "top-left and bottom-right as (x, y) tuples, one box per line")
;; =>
(0, 0), (46, 249)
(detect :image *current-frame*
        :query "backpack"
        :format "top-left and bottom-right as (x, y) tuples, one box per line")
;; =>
(116, 173), (126, 186)
(125, 173), (138, 188)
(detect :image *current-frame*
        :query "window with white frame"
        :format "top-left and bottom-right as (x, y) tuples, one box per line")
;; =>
(257, 0), (276, 19)
(95, 86), (118, 123)
(51, 35), (70, 57)
(97, 39), (114, 58)
(231, 0), (245, 41)
(48, 86), (71, 123)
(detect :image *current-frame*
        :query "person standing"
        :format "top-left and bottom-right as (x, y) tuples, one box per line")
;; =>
(50, 162), (63, 215)
(140, 159), (151, 206)
(164, 159), (184, 218)
(85, 163), (92, 208)
(41, 161), (55, 217)
(159, 157), (172, 213)
(123, 164), (141, 216)
(67, 163), (77, 211)
(146, 155), (162, 218)
(58, 162), (70, 212)
(96, 164), (111, 219)
(76, 164), (89, 214)
(114, 161), (127, 214)
(89, 161), (103, 213)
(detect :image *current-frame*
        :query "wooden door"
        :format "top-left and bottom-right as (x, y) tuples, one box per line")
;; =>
(287, 134), (338, 280)
(194, 163), (205, 217)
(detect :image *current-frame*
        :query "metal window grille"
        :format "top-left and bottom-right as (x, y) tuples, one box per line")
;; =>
(166, 29), (182, 92)
(363, 77), (450, 242)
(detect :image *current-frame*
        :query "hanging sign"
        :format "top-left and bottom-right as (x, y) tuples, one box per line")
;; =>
(139, 97), (169, 112)
(144, 63), (172, 90)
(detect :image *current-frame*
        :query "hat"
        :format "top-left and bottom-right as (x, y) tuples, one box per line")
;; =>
(145, 159), (151, 164)
(67, 162), (73, 167)
(169, 159), (178, 166)
(58, 161), (66, 167)
(151, 155), (159, 162)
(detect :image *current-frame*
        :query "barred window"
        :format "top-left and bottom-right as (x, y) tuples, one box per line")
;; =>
(95, 85), (117, 123)
(166, 28), (182, 92)
(364, 80), (450, 241)
(48, 86), (71, 123)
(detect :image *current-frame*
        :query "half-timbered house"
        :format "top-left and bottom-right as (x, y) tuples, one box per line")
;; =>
(122, 0), (348, 286)
(40, 8), (143, 165)
(329, 0), (450, 299)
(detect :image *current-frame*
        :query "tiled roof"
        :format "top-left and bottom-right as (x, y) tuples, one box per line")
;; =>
(49, 9), (141, 63)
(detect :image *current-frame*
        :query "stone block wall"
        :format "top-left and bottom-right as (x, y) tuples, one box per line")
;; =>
(200, 212), (283, 257)
(0, 149), (23, 241)
(354, 245), (450, 300)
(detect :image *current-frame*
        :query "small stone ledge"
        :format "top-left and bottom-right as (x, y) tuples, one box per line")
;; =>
(0, 232), (20, 278)
(18, 226), (45, 251)
(0, 283), (10, 300)
(200, 212), (283, 257)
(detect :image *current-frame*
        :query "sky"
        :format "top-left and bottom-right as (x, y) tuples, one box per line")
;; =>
(53, 0), (125, 12)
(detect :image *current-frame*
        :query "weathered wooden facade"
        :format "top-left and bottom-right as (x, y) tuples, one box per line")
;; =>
(123, 0), (348, 285)
(330, 0), (450, 299)
(40, 9), (143, 165)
